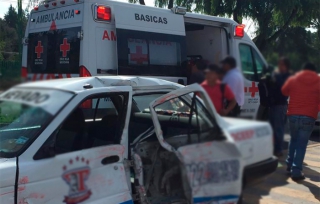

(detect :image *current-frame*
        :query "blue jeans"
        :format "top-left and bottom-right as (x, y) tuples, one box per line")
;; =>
(286, 115), (315, 176)
(269, 105), (287, 153)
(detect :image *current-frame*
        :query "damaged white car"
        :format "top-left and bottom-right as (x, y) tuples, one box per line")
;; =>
(0, 77), (277, 204)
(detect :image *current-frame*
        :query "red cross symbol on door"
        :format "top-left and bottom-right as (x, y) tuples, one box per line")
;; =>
(249, 81), (259, 97)
(130, 46), (148, 64)
(35, 41), (43, 59)
(60, 38), (70, 57)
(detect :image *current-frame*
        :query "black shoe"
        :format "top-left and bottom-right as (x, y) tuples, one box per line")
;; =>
(286, 166), (291, 173)
(291, 175), (305, 181)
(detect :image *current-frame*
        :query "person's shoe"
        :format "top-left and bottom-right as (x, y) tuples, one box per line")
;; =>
(286, 166), (291, 173)
(291, 174), (305, 181)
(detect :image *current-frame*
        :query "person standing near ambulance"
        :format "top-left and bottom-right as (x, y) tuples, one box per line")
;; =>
(282, 62), (320, 181)
(189, 59), (206, 84)
(201, 64), (237, 116)
(221, 56), (244, 117)
(269, 57), (291, 157)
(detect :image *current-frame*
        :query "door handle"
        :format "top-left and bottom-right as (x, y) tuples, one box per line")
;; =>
(101, 155), (120, 165)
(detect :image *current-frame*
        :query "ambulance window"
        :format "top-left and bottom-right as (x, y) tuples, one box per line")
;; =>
(117, 29), (187, 77)
(27, 26), (81, 74)
(252, 49), (264, 79)
(239, 44), (255, 81)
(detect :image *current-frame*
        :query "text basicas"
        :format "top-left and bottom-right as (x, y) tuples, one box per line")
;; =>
(134, 13), (168, 24)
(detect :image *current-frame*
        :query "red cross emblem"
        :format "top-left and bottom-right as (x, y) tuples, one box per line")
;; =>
(35, 41), (43, 59)
(130, 46), (148, 64)
(60, 38), (70, 57)
(249, 81), (259, 97)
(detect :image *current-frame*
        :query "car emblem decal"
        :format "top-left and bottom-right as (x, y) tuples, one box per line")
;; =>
(62, 157), (91, 204)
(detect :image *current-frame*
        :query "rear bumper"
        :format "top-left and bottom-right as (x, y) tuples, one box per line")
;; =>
(244, 156), (278, 187)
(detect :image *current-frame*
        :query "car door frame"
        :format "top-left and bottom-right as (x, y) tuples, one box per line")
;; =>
(17, 86), (133, 204)
(149, 83), (232, 152)
(148, 83), (243, 203)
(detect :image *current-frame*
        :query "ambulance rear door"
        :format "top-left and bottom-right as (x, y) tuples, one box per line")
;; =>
(26, 3), (84, 81)
(112, 4), (188, 84)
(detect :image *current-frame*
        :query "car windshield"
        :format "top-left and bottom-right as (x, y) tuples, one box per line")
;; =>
(0, 101), (53, 157)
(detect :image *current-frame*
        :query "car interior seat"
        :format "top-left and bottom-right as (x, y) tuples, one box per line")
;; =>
(55, 108), (86, 154)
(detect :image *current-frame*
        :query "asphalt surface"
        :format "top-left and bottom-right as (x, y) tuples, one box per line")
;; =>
(243, 132), (320, 204)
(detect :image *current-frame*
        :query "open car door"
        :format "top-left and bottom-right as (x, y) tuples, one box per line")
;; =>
(149, 84), (243, 203)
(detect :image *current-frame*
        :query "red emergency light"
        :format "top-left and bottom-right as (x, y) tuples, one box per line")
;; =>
(80, 65), (92, 77)
(44, 4), (49, 8)
(96, 6), (111, 21)
(74, 0), (79, 2)
(235, 24), (245, 38)
(60, 0), (65, 4)
(34, 6), (39, 11)
(21, 66), (28, 79)
(52, 2), (57, 6)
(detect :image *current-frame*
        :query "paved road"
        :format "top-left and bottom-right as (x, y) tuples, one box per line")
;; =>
(243, 133), (320, 204)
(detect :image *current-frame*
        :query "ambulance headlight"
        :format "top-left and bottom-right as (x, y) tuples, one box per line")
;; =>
(171, 6), (186, 15)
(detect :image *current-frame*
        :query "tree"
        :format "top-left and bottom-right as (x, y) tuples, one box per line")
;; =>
(4, 5), (18, 29)
(190, 0), (318, 51)
(128, 0), (146, 6)
(0, 4), (28, 60)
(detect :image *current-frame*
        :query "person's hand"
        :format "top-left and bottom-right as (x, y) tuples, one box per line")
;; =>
(220, 109), (229, 116)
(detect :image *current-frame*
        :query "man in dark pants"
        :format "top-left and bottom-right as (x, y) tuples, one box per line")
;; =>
(269, 57), (291, 157)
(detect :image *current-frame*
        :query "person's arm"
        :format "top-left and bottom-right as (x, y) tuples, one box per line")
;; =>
(281, 77), (293, 96)
(221, 99), (237, 116)
(221, 85), (237, 116)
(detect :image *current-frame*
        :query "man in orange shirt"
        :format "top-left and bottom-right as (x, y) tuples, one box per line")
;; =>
(201, 64), (236, 116)
(282, 62), (320, 181)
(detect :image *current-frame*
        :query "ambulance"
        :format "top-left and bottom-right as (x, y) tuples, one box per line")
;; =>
(0, 76), (277, 204)
(22, 0), (269, 120)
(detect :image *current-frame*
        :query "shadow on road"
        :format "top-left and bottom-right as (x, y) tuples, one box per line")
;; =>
(295, 166), (320, 202)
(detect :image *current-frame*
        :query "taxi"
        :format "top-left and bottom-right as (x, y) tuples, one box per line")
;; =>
(0, 76), (277, 204)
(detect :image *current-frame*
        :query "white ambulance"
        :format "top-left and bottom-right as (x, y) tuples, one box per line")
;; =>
(22, 0), (268, 120)
(0, 76), (277, 204)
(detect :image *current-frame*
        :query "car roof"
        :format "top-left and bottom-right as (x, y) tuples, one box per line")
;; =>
(16, 76), (183, 93)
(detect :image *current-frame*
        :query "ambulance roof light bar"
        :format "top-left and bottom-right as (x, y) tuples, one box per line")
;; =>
(171, 6), (187, 15)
